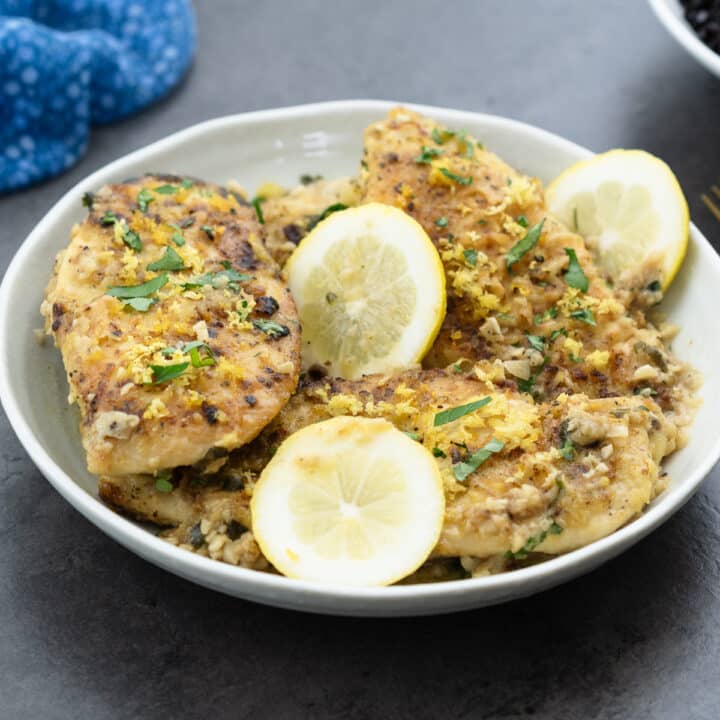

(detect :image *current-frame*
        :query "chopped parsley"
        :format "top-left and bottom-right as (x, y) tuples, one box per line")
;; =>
(101, 212), (117, 226)
(252, 319), (290, 339)
(307, 202), (349, 231)
(463, 248), (478, 267)
(181, 267), (251, 291)
(106, 273), (169, 299)
(534, 306), (558, 325)
(200, 225), (214, 240)
(560, 438), (575, 460)
(431, 127), (454, 144)
(300, 174), (323, 185)
(564, 248), (589, 292)
(137, 188), (154, 212)
(154, 184), (178, 194)
(146, 246), (185, 272)
(516, 214), (529, 228)
(517, 357), (548, 394)
(432, 447), (447, 458)
(82, 192), (94, 209)
(415, 146), (444, 164)
(162, 341), (216, 368)
(122, 297), (157, 312)
(251, 197), (265, 224)
(122, 229), (142, 252)
(646, 280), (662, 292)
(506, 219), (545, 271)
(434, 397), (491, 427)
(439, 167), (473, 186)
(149, 362), (189, 384)
(403, 431), (420, 442)
(154, 474), (174, 493)
(170, 232), (185, 246)
(569, 308), (596, 326)
(435, 215), (449, 227)
(506, 522), (563, 560)
(180, 178), (194, 189)
(453, 438), (505, 482)
(526, 333), (545, 352)
(548, 327), (568, 343)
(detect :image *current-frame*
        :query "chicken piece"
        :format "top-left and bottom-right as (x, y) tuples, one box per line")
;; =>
(261, 176), (361, 266)
(100, 367), (677, 567)
(42, 175), (300, 476)
(360, 109), (698, 422)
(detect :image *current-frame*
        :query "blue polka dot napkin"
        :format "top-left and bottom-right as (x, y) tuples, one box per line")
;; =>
(0, 0), (196, 192)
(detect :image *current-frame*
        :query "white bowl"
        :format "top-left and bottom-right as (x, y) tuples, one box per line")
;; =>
(1, 100), (719, 616)
(649, 0), (720, 78)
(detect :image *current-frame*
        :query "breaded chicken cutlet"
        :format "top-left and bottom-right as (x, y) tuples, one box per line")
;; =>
(42, 175), (300, 477)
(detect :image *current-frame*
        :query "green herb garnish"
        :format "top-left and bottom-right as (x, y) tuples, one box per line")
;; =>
(170, 232), (185, 246)
(564, 248), (589, 292)
(506, 522), (563, 560)
(107, 273), (169, 299)
(154, 184), (178, 194)
(439, 167), (473, 186)
(463, 248), (478, 267)
(180, 178), (194, 189)
(251, 196), (265, 224)
(517, 357), (548, 394)
(146, 246), (185, 272)
(569, 308), (596, 326)
(181, 267), (251, 291)
(560, 437), (575, 461)
(526, 333), (545, 352)
(137, 188), (154, 212)
(434, 397), (491, 427)
(453, 438), (505, 482)
(435, 216), (449, 227)
(252, 319), (290, 339)
(506, 219), (545, 270)
(184, 341), (216, 368)
(534, 306), (558, 325)
(416, 146), (444, 164)
(82, 192), (94, 209)
(200, 225), (214, 240)
(432, 447), (446, 458)
(122, 229), (142, 252)
(646, 280), (662, 292)
(548, 327), (568, 343)
(122, 297), (157, 312)
(300, 174), (323, 185)
(307, 203), (348, 231)
(516, 215), (529, 228)
(403, 431), (421, 442)
(149, 362), (189, 384)
(101, 212), (117, 226)
(155, 474), (174, 493)
(432, 127), (453, 144)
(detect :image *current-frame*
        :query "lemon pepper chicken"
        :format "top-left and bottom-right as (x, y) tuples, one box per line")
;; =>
(42, 175), (300, 477)
(98, 368), (677, 569)
(360, 109), (697, 428)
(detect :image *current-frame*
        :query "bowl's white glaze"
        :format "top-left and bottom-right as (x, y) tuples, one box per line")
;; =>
(1, 100), (718, 616)
(649, 0), (720, 78)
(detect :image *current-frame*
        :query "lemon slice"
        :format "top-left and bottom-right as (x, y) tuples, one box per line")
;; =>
(250, 416), (445, 586)
(546, 150), (689, 290)
(286, 203), (446, 379)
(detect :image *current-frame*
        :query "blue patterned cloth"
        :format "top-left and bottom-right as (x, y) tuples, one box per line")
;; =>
(0, 0), (196, 192)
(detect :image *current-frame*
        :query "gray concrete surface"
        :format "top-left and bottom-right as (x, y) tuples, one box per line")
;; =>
(1, 2), (719, 718)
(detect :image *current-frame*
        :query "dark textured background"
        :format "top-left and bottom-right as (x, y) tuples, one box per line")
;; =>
(1, 2), (720, 718)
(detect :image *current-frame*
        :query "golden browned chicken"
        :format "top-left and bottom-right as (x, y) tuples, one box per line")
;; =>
(360, 109), (698, 426)
(42, 175), (300, 477)
(99, 367), (676, 572)
(260, 176), (361, 266)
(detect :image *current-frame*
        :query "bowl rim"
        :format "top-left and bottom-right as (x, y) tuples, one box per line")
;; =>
(648, 0), (720, 78)
(2, 98), (719, 610)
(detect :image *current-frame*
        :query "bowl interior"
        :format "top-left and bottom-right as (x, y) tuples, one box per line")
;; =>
(3, 101), (720, 614)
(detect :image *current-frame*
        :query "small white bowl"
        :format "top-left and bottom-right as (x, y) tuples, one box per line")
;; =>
(1, 100), (719, 616)
(649, 0), (720, 78)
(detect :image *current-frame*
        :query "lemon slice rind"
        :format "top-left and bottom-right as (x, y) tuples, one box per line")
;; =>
(546, 149), (689, 290)
(250, 416), (445, 587)
(286, 203), (446, 379)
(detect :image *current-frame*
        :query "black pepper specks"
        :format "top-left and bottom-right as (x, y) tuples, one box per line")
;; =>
(283, 223), (304, 245)
(201, 402), (219, 425)
(256, 296), (279, 316)
(244, 394), (257, 406)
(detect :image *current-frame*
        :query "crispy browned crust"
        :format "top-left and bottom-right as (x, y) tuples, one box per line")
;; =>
(43, 174), (300, 476)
